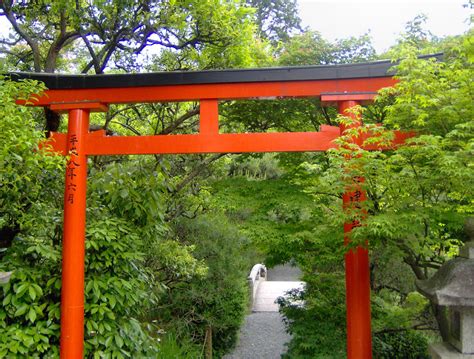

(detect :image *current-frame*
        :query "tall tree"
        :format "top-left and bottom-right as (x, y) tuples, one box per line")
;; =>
(0, 0), (258, 132)
(246, 0), (302, 43)
(281, 32), (473, 352)
(0, 0), (256, 73)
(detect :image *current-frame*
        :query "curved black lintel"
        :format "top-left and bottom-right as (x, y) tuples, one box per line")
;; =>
(6, 54), (442, 90)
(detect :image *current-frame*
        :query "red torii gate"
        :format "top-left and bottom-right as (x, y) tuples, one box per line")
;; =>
(13, 59), (414, 358)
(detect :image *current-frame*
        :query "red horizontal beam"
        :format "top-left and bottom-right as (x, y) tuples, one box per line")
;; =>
(88, 132), (339, 155)
(44, 130), (339, 155)
(27, 78), (396, 106)
(42, 127), (413, 156)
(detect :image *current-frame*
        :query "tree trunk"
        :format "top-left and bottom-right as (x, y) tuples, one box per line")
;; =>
(401, 249), (450, 340)
(44, 108), (61, 134)
(205, 325), (212, 359)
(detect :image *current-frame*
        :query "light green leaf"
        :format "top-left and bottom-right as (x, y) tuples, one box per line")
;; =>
(114, 334), (124, 348)
(27, 307), (36, 323)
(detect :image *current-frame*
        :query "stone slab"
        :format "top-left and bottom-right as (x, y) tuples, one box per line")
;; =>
(253, 281), (304, 312)
(429, 343), (474, 359)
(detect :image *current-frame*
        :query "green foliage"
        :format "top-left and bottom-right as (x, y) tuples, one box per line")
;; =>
(0, 78), (63, 357)
(279, 30), (376, 66)
(348, 34), (474, 252)
(2, 6), (471, 358)
(0, 249), (61, 358)
(211, 172), (320, 267)
(387, 40), (473, 136)
(372, 292), (430, 333)
(147, 239), (208, 286)
(0, 77), (63, 241)
(1, 215), (160, 358)
(221, 98), (326, 133)
(373, 331), (429, 359)
(83, 216), (159, 358)
(156, 214), (251, 357)
(221, 29), (377, 137)
(277, 32), (473, 357)
(151, 1), (267, 71)
(227, 153), (282, 180)
(0, 0), (262, 73)
(386, 14), (440, 55)
(0, 79), (162, 357)
(88, 158), (167, 235)
(155, 333), (202, 359)
(1, 1), (301, 357)
(279, 273), (347, 358)
(246, 0), (302, 43)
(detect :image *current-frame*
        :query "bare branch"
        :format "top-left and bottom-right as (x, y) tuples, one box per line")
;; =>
(0, 37), (20, 46)
(0, 2), (41, 71)
(160, 106), (200, 135)
(80, 33), (101, 74)
(109, 120), (142, 136)
(174, 154), (225, 193)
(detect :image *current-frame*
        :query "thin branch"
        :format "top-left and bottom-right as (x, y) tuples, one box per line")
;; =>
(320, 106), (333, 125)
(1, 3), (41, 71)
(174, 154), (225, 194)
(0, 37), (20, 46)
(160, 106), (200, 135)
(109, 120), (142, 136)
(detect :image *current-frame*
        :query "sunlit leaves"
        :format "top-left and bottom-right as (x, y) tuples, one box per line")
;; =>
(1, 0), (262, 73)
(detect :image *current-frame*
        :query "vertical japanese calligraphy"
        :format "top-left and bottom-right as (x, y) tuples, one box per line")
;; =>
(66, 134), (80, 204)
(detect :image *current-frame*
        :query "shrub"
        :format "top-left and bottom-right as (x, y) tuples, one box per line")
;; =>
(156, 215), (251, 357)
(373, 330), (429, 359)
(279, 273), (347, 358)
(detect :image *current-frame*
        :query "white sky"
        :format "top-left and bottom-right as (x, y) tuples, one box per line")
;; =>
(298, 0), (472, 53)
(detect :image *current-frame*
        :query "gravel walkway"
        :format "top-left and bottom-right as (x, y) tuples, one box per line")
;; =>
(223, 312), (290, 359)
(223, 264), (303, 359)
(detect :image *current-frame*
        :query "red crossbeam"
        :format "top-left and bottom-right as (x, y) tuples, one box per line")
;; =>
(42, 127), (412, 156)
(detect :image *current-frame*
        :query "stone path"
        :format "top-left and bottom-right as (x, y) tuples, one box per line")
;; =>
(223, 312), (290, 359)
(224, 264), (303, 359)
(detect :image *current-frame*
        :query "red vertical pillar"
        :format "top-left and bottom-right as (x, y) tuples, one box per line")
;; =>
(200, 99), (219, 135)
(60, 108), (90, 358)
(339, 100), (372, 359)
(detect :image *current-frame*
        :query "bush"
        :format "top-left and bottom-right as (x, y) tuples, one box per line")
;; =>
(0, 213), (160, 358)
(156, 215), (251, 357)
(0, 78), (63, 357)
(373, 330), (429, 359)
(0, 78), (160, 357)
(279, 273), (347, 358)
(155, 333), (202, 359)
